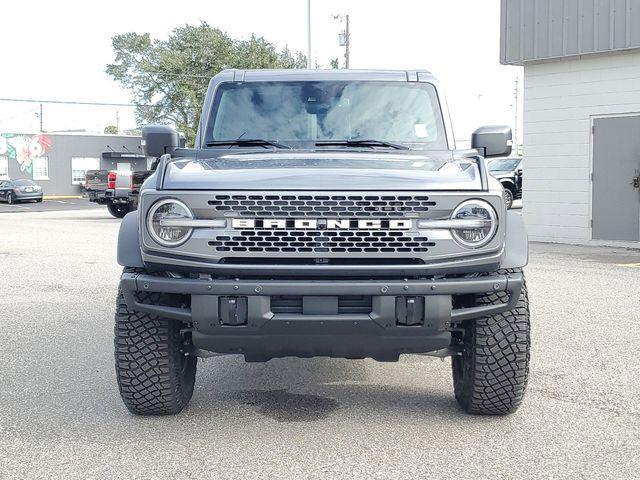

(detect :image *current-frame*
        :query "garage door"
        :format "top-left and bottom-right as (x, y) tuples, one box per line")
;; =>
(592, 116), (640, 242)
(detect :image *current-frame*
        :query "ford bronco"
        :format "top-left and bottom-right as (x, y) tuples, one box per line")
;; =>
(114, 69), (530, 416)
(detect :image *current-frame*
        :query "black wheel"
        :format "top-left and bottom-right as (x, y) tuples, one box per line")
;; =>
(502, 187), (514, 209)
(36, 198), (43, 203)
(451, 268), (530, 415)
(107, 201), (130, 218)
(7, 192), (14, 205)
(114, 279), (197, 415)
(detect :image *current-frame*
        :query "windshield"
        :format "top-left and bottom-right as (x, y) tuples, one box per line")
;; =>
(14, 179), (36, 186)
(205, 81), (448, 149)
(489, 158), (521, 171)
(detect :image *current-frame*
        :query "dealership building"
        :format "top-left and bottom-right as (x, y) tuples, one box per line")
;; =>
(501, 0), (640, 246)
(0, 133), (145, 196)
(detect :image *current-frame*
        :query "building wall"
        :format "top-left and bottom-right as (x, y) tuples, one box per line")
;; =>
(0, 133), (142, 196)
(523, 49), (640, 243)
(501, 0), (640, 65)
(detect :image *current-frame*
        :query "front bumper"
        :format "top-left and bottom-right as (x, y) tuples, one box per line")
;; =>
(119, 271), (523, 361)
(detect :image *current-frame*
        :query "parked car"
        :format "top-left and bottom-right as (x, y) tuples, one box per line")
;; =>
(0, 179), (43, 204)
(113, 69), (530, 417)
(84, 170), (135, 218)
(488, 157), (522, 208)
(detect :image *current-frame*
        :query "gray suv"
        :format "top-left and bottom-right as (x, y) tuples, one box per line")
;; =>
(115, 69), (530, 416)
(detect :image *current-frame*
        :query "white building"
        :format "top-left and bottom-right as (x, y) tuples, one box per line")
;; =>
(501, 0), (640, 246)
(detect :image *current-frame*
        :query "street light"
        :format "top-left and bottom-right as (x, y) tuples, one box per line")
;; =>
(307, 0), (312, 68)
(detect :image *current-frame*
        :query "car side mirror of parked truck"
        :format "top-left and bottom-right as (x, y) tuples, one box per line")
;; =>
(472, 125), (513, 158)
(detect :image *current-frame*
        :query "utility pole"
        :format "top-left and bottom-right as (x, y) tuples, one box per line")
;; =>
(39, 103), (43, 132)
(116, 109), (120, 134)
(335, 14), (351, 69)
(307, 0), (312, 68)
(344, 14), (350, 69)
(513, 77), (519, 154)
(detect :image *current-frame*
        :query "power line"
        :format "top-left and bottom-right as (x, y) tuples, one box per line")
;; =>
(132, 70), (212, 79)
(0, 109), (39, 124)
(0, 98), (145, 107)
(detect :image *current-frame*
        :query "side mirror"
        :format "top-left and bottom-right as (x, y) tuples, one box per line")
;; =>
(471, 125), (513, 158)
(141, 125), (181, 158)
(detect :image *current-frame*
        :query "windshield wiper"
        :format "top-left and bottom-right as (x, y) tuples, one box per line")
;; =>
(315, 139), (410, 150)
(206, 139), (291, 149)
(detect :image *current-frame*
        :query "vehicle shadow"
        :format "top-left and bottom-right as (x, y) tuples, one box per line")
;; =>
(75, 216), (122, 221)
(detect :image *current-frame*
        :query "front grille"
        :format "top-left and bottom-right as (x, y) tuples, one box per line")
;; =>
(209, 230), (435, 254)
(270, 295), (372, 314)
(208, 194), (436, 217)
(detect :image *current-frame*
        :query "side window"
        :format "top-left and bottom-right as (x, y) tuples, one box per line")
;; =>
(32, 157), (49, 180)
(71, 157), (100, 185)
(0, 156), (8, 179)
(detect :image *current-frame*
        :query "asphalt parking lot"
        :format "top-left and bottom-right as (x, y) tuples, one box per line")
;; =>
(0, 197), (101, 213)
(1, 209), (639, 479)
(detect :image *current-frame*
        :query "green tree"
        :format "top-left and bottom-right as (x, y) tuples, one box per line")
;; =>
(106, 23), (306, 146)
(104, 125), (118, 134)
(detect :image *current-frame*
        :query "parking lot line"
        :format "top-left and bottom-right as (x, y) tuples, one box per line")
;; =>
(43, 195), (83, 200)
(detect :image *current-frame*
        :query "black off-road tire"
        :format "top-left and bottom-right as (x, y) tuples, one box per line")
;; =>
(503, 187), (514, 209)
(452, 268), (530, 415)
(114, 278), (197, 415)
(107, 201), (130, 218)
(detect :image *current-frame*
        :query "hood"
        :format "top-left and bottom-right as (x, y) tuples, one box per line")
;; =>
(161, 151), (483, 191)
(489, 170), (515, 179)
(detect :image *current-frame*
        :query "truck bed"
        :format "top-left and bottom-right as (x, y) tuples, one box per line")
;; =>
(84, 170), (109, 192)
(85, 170), (131, 203)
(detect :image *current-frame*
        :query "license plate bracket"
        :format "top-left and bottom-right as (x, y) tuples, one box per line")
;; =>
(303, 296), (338, 315)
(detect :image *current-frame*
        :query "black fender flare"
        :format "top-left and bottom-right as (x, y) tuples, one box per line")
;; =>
(499, 179), (517, 193)
(117, 210), (144, 268)
(500, 210), (528, 269)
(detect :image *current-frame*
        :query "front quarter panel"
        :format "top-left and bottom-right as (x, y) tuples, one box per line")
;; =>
(117, 210), (144, 268)
(499, 210), (528, 269)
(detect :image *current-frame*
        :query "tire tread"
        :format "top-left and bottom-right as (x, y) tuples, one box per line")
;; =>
(114, 268), (196, 415)
(453, 268), (530, 415)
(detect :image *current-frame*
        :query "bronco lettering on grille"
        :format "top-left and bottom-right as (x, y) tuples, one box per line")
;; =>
(231, 218), (412, 230)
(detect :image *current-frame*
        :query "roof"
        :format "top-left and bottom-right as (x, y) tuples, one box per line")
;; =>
(219, 68), (438, 83)
(500, 0), (640, 66)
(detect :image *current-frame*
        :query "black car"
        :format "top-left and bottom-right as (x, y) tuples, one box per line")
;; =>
(488, 157), (522, 209)
(0, 179), (44, 204)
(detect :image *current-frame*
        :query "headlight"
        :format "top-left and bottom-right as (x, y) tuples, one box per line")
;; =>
(450, 200), (497, 248)
(147, 199), (193, 247)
